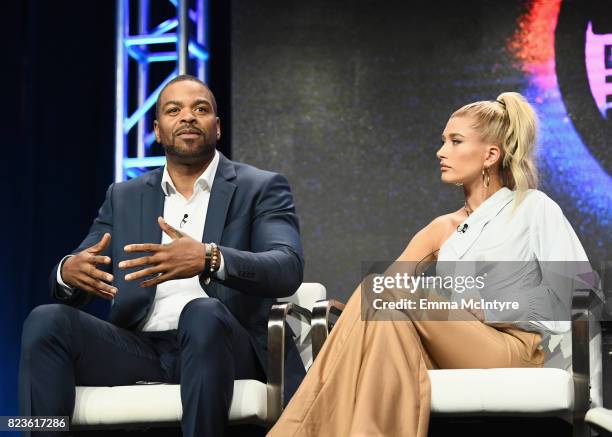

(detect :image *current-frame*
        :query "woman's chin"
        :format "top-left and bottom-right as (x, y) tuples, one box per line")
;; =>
(440, 174), (459, 185)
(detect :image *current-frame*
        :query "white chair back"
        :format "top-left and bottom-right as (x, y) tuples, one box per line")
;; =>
(278, 282), (326, 370)
(545, 323), (602, 407)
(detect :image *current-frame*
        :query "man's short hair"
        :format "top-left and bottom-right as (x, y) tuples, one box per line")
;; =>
(155, 74), (218, 119)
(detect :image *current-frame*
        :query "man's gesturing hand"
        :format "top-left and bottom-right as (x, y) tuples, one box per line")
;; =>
(61, 233), (116, 300)
(119, 217), (206, 288)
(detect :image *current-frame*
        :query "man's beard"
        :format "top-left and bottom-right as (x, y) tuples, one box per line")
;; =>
(162, 130), (216, 163)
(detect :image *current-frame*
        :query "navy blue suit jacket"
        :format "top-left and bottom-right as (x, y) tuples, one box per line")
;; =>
(50, 152), (306, 400)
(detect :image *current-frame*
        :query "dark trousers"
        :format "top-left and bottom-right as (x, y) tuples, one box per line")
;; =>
(19, 298), (265, 437)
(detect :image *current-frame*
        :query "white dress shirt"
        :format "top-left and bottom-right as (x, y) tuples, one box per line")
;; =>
(438, 187), (592, 334)
(140, 151), (223, 331)
(58, 151), (225, 332)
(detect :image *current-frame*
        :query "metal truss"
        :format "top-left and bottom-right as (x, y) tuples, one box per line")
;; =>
(115, 0), (209, 181)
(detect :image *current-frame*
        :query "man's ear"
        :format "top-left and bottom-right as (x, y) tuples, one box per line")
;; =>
(216, 117), (221, 140)
(153, 120), (160, 143)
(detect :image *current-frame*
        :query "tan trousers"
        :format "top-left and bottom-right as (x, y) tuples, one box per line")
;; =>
(267, 287), (544, 437)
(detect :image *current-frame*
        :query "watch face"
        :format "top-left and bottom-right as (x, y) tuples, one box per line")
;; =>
(507, 0), (611, 257)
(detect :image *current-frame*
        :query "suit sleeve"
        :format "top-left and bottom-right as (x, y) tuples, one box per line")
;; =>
(211, 173), (304, 298)
(50, 183), (115, 307)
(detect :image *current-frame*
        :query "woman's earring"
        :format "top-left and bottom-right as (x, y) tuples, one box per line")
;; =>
(482, 167), (490, 188)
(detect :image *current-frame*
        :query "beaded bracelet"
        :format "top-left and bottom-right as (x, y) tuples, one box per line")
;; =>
(209, 243), (220, 275)
(203, 243), (220, 285)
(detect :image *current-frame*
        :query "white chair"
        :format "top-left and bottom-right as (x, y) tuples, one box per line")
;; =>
(586, 407), (612, 435)
(71, 282), (326, 431)
(312, 288), (602, 437)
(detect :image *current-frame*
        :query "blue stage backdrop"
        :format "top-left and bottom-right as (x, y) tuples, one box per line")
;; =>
(232, 0), (611, 301)
(1, 0), (117, 424)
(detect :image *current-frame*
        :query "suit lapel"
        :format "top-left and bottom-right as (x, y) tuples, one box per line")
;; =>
(133, 158), (236, 302)
(141, 168), (165, 244)
(202, 153), (236, 244)
(203, 153), (236, 300)
(140, 168), (165, 296)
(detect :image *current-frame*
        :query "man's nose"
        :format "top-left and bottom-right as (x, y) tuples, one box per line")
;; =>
(180, 109), (196, 123)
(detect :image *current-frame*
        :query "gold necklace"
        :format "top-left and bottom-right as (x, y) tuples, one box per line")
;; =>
(463, 201), (473, 217)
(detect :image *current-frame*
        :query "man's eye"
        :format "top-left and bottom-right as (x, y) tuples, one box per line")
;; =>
(195, 106), (207, 113)
(167, 108), (179, 114)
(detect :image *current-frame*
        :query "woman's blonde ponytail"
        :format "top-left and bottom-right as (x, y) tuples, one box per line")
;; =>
(496, 92), (538, 198)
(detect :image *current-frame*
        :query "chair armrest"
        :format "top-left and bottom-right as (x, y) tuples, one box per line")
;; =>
(266, 302), (312, 424)
(311, 299), (346, 361)
(572, 287), (601, 434)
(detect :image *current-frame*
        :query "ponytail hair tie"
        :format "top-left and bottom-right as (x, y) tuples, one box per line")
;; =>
(495, 99), (506, 108)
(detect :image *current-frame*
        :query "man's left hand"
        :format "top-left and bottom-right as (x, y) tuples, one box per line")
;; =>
(119, 217), (206, 288)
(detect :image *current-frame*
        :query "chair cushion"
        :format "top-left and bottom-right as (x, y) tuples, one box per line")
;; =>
(73, 368), (574, 427)
(72, 380), (268, 427)
(585, 407), (612, 432)
(72, 283), (328, 428)
(430, 368), (574, 415)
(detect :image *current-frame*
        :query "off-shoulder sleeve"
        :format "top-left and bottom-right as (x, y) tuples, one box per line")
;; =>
(528, 193), (593, 333)
(529, 193), (588, 262)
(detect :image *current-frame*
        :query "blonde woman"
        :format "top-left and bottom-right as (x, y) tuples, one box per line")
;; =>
(268, 92), (591, 437)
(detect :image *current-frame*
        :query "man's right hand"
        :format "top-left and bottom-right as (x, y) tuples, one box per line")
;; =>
(61, 233), (117, 300)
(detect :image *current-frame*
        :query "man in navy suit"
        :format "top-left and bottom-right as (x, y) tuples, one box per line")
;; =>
(19, 75), (305, 436)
